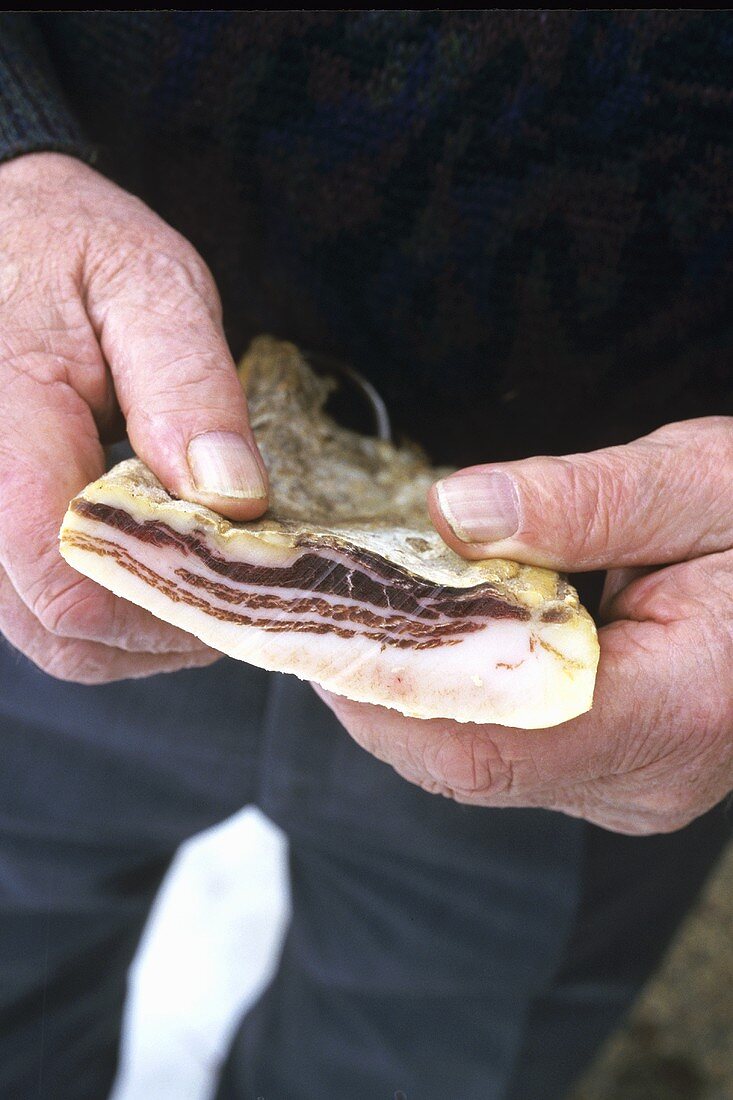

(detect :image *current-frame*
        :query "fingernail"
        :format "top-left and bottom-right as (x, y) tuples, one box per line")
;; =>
(187, 431), (267, 499)
(436, 471), (520, 543)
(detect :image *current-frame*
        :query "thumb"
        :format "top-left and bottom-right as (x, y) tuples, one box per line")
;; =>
(428, 418), (733, 570)
(87, 243), (268, 521)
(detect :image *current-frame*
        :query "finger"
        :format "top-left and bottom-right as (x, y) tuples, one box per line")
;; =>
(602, 548), (733, 626)
(0, 369), (218, 653)
(316, 617), (716, 833)
(599, 566), (654, 622)
(85, 239), (268, 521)
(428, 417), (733, 570)
(0, 567), (219, 683)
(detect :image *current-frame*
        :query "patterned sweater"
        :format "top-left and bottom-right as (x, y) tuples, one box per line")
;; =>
(0, 11), (731, 465)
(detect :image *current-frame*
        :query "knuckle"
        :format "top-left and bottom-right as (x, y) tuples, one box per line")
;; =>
(422, 729), (517, 801)
(175, 247), (220, 311)
(33, 576), (100, 639)
(553, 456), (628, 564)
(666, 419), (733, 518)
(136, 245), (213, 307)
(124, 352), (242, 425)
(89, 231), (220, 322)
(149, 349), (231, 391)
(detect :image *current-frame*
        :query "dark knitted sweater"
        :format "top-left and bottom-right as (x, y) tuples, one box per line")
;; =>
(0, 11), (731, 465)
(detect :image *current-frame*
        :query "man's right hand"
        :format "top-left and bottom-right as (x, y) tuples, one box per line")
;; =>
(0, 152), (269, 683)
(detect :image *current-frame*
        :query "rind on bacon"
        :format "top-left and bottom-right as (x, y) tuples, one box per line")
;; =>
(59, 336), (599, 727)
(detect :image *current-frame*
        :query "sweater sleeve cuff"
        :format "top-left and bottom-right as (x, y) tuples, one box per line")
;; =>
(0, 14), (96, 167)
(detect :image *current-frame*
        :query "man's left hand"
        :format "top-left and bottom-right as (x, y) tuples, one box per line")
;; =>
(316, 417), (733, 835)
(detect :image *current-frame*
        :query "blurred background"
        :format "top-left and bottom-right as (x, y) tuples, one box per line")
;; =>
(111, 810), (732, 1100)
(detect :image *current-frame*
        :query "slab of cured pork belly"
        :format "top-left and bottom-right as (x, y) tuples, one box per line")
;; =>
(60, 336), (599, 727)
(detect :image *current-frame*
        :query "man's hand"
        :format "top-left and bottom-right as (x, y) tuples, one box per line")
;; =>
(0, 152), (268, 683)
(317, 418), (733, 835)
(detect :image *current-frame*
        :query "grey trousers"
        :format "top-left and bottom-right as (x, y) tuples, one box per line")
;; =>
(0, 642), (729, 1099)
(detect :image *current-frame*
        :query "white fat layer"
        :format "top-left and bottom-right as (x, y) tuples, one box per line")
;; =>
(59, 524), (598, 728)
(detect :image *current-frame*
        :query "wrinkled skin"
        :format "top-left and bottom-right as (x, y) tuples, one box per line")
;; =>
(319, 418), (733, 835)
(0, 153), (268, 683)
